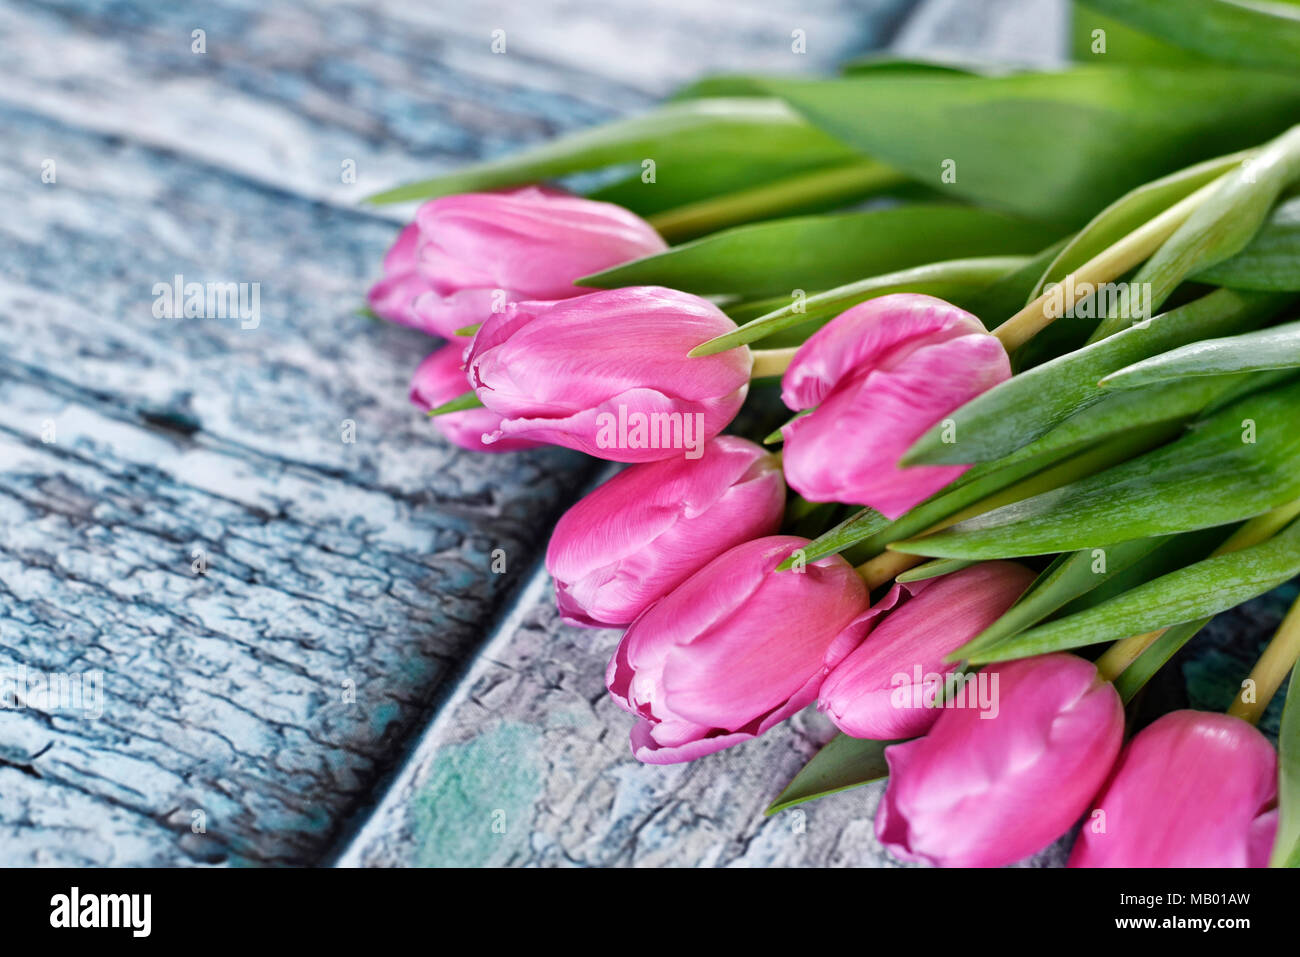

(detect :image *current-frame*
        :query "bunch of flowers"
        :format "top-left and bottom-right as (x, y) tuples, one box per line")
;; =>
(363, 2), (1300, 867)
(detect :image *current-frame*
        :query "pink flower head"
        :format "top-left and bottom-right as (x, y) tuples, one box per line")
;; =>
(1069, 710), (1278, 868)
(466, 287), (752, 461)
(606, 535), (873, 764)
(367, 186), (667, 337)
(818, 561), (1035, 739)
(547, 436), (785, 628)
(409, 343), (540, 453)
(876, 653), (1124, 867)
(780, 293), (1010, 519)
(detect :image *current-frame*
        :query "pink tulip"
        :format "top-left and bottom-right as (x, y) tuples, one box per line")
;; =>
(1069, 711), (1278, 868)
(818, 561), (1036, 739)
(876, 653), (1124, 867)
(606, 535), (873, 764)
(466, 287), (752, 461)
(410, 343), (541, 453)
(367, 186), (667, 337)
(547, 437), (785, 628)
(780, 294), (1011, 519)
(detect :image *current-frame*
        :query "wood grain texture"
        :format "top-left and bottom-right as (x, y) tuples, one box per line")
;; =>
(0, 0), (917, 865)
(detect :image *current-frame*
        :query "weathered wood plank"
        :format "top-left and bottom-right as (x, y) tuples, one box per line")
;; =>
(0, 0), (905, 205)
(0, 98), (599, 864)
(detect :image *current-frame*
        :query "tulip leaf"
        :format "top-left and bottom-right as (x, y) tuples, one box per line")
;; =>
(1195, 195), (1300, 292)
(1087, 124), (1300, 344)
(758, 67), (1300, 225)
(776, 441), (1084, 570)
(1029, 150), (1252, 301)
(578, 205), (1060, 298)
(897, 378), (1300, 560)
(1081, 0), (1300, 71)
(905, 288), (1293, 466)
(689, 256), (1027, 356)
(950, 538), (1168, 661)
(1070, 3), (1204, 65)
(779, 422), (1174, 571)
(765, 734), (903, 815)
(425, 390), (484, 417)
(1101, 320), (1300, 389)
(1112, 617), (1211, 704)
(365, 97), (861, 207)
(965, 519), (1300, 664)
(896, 558), (976, 584)
(1273, 659), (1300, 867)
(1051, 526), (1231, 618)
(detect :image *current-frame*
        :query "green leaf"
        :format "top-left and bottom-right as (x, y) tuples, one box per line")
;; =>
(964, 519), (1300, 664)
(765, 734), (902, 815)
(780, 422), (1170, 570)
(759, 67), (1300, 225)
(578, 205), (1060, 298)
(896, 558), (976, 583)
(425, 390), (483, 417)
(1196, 195), (1300, 291)
(897, 378), (1300, 559)
(1029, 150), (1252, 301)
(689, 256), (1026, 356)
(1070, 3), (1204, 65)
(1088, 124), (1300, 342)
(1273, 659), (1300, 867)
(950, 538), (1169, 661)
(1112, 617), (1210, 704)
(1082, 0), (1300, 71)
(364, 98), (859, 206)
(905, 288), (1292, 466)
(1102, 319), (1300, 388)
(964, 239), (1072, 328)
(1051, 525), (1232, 618)
(1009, 369), (1266, 460)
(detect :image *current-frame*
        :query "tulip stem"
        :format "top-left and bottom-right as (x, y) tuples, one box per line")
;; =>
(855, 551), (924, 589)
(992, 177), (1225, 353)
(1228, 594), (1300, 725)
(1097, 497), (1300, 683)
(646, 161), (906, 242)
(750, 347), (799, 379)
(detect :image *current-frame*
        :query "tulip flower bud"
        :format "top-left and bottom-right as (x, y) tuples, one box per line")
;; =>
(606, 535), (873, 764)
(368, 187), (667, 337)
(1069, 710), (1278, 868)
(876, 653), (1124, 867)
(818, 561), (1036, 739)
(780, 294), (1011, 519)
(547, 437), (785, 628)
(410, 343), (541, 453)
(466, 287), (752, 461)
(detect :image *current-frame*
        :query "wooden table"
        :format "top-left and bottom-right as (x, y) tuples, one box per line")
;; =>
(1, 0), (1290, 867)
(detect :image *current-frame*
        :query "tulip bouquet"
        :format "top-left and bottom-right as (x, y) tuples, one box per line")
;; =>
(363, 1), (1300, 867)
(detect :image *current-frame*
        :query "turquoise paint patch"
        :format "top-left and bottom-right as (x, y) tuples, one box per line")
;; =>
(410, 722), (544, 867)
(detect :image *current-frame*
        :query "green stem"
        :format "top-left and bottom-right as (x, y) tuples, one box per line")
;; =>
(1228, 593), (1300, 725)
(750, 347), (799, 379)
(647, 161), (906, 241)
